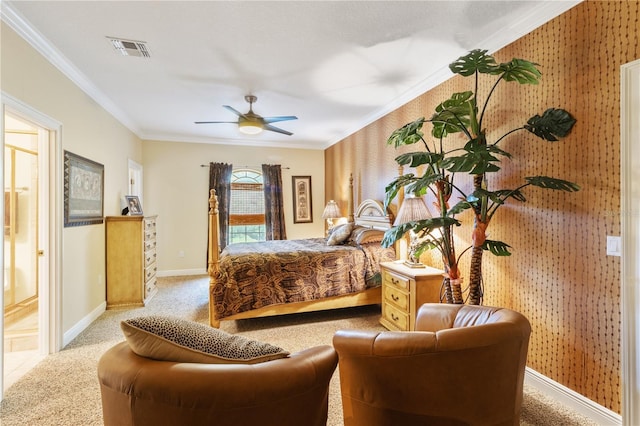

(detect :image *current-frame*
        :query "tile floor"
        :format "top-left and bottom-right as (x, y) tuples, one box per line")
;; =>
(4, 309), (43, 389)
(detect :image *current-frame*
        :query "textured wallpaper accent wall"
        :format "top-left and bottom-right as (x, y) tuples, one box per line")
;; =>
(325, 2), (638, 413)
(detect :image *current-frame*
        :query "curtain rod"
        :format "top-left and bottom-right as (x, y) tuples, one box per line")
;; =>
(200, 164), (290, 169)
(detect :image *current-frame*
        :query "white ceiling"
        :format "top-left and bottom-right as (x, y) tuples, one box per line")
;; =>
(2, 1), (580, 150)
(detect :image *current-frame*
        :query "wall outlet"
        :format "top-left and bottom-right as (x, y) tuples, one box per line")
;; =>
(178, 250), (185, 258)
(606, 236), (621, 257)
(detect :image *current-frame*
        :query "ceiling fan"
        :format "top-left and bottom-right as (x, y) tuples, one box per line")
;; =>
(195, 95), (298, 136)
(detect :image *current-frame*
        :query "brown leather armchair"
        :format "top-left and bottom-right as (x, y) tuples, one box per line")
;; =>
(333, 303), (531, 426)
(98, 341), (338, 426)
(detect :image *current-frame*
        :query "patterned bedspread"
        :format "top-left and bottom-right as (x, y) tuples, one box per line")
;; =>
(211, 238), (395, 320)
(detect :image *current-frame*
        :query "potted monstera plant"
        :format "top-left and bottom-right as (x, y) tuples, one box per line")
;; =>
(382, 49), (579, 305)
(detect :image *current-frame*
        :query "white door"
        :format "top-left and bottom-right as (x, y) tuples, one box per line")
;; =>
(128, 159), (143, 206)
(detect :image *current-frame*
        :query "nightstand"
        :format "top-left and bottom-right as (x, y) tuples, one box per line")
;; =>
(379, 261), (444, 331)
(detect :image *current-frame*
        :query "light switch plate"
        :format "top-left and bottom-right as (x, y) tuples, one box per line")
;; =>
(606, 236), (621, 256)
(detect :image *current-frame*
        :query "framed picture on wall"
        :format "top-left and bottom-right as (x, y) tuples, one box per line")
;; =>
(64, 150), (104, 227)
(292, 175), (313, 224)
(125, 195), (143, 215)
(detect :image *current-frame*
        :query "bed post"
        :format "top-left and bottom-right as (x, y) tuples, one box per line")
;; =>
(348, 173), (354, 223)
(208, 189), (221, 328)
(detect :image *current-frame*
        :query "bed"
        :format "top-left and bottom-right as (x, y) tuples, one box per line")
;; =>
(207, 181), (395, 328)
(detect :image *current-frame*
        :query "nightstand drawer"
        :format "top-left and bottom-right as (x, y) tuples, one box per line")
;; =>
(379, 262), (444, 331)
(384, 285), (409, 311)
(384, 271), (410, 291)
(383, 303), (409, 331)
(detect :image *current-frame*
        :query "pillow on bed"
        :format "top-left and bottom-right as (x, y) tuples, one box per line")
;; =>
(121, 315), (289, 364)
(327, 222), (354, 245)
(350, 226), (386, 245)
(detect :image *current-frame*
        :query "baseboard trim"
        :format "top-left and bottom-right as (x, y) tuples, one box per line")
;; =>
(157, 268), (207, 277)
(525, 367), (621, 425)
(62, 301), (105, 348)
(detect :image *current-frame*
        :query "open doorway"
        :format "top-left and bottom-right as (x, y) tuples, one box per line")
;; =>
(3, 113), (45, 389)
(1, 96), (62, 399)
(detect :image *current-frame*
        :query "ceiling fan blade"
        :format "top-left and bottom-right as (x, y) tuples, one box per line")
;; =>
(263, 123), (293, 136)
(262, 115), (298, 124)
(223, 105), (247, 118)
(194, 121), (237, 124)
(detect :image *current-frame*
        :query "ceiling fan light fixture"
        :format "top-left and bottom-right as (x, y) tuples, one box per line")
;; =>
(238, 121), (263, 135)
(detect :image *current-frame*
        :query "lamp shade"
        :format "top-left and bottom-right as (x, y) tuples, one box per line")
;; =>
(322, 200), (341, 219)
(394, 197), (429, 225)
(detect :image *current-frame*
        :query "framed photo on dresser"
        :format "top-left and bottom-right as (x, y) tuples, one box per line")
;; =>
(125, 195), (143, 215)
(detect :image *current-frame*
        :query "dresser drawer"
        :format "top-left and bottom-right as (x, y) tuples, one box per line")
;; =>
(144, 218), (156, 233)
(383, 303), (410, 331)
(384, 271), (410, 291)
(144, 238), (156, 251)
(144, 228), (157, 243)
(384, 285), (409, 311)
(145, 276), (157, 298)
(144, 248), (157, 267)
(145, 262), (157, 282)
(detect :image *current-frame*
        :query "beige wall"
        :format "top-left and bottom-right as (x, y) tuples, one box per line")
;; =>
(2, 23), (142, 334)
(325, 1), (639, 413)
(141, 140), (325, 275)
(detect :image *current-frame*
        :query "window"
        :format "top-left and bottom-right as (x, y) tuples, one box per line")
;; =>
(229, 169), (265, 243)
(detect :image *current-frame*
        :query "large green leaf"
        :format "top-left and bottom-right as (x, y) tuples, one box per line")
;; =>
(525, 176), (581, 192)
(406, 172), (445, 197)
(525, 108), (576, 141)
(441, 139), (508, 174)
(395, 152), (443, 168)
(382, 223), (413, 248)
(412, 217), (461, 234)
(384, 174), (416, 210)
(431, 91), (474, 138)
(448, 199), (473, 216)
(382, 217), (460, 249)
(470, 188), (504, 206)
(495, 58), (542, 84)
(482, 239), (512, 256)
(492, 188), (527, 203)
(387, 117), (426, 148)
(449, 49), (499, 76)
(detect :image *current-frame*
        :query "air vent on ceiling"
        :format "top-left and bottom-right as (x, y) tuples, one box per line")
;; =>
(107, 37), (151, 58)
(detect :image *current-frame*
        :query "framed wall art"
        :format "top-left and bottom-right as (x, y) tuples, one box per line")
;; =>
(64, 150), (104, 227)
(292, 175), (313, 223)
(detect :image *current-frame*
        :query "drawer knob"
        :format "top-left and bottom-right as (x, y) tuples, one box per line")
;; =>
(391, 294), (399, 302)
(391, 313), (399, 322)
(391, 278), (399, 285)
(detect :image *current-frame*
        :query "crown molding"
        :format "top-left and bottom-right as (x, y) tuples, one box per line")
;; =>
(1, 1), (141, 136)
(2, 0), (581, 149)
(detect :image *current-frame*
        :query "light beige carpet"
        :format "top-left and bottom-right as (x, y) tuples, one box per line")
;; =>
(0, 275), (599, 425)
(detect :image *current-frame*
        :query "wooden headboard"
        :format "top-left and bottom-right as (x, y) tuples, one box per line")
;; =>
(354, 199), (394, 230)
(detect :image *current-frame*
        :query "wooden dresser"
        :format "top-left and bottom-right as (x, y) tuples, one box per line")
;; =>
(379, 261), (443, 331)
(105, 215), (158, 309)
